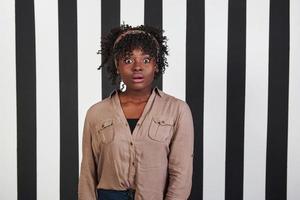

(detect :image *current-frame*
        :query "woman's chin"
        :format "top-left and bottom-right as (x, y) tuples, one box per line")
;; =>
(126, 83), (152, 93)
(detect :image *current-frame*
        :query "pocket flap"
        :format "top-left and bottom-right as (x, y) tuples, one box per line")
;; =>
(97, 119), (115, 144)
(100, 119), (113, 129)
(152, 117), (174, 126)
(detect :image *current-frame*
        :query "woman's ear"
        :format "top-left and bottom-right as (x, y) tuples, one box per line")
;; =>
(114, 59), (119, 74)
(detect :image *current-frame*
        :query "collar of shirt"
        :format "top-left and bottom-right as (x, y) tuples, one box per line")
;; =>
(108, 87), (163, 134)
(108, 86), (164, 99)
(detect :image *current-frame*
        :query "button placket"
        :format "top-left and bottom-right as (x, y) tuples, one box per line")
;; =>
(128, 138), (137, 187)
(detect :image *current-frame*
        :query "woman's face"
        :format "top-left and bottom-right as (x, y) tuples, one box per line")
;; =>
(116, 48), (158, 93)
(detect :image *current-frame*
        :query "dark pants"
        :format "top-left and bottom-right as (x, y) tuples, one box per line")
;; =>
(97, 189), (135, 200)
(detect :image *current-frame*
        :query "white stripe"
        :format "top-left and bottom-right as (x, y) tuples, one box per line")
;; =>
(243, 1), (269, 200)
(203, 1), (228, 199)
(0, 1), (17, 199)
(287, 0), (300, 199)
(35, 0), (60, 199)
(78, 0), (102, 169)
(162, 0), (186, 101)
(120, 0), (144, 26)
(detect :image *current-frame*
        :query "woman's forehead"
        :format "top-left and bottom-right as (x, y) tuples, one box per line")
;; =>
(118, 48), (154, 57)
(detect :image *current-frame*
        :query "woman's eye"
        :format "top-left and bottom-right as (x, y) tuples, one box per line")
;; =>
(144, 58), (150, 64)
(124, 59), (133, 64)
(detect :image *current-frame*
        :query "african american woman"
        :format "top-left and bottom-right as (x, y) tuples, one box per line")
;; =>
(78, 24), (194, 200)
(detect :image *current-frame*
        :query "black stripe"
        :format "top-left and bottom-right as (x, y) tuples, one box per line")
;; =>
(225, 0), (246, 199)
(266, 0), (290, 199)
(15, 0), (37, 199)
(101, 0), (120, 98)
(144, 0), (163, 90)
(186, 0), (205, 199)
(58, 0), (79, 199)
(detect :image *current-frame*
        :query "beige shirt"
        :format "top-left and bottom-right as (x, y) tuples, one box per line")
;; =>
(78, 88), (194, 200)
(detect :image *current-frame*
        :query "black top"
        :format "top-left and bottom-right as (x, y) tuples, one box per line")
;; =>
(127, 119), (139, 133)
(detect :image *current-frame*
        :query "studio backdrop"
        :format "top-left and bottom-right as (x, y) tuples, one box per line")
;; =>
(1, 0), (299, 200)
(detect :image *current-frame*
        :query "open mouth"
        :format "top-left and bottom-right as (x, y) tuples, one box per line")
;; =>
(132, 74), (144, 83)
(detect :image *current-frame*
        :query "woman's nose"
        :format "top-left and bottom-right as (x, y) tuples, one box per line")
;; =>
(133, 61), (142, 71)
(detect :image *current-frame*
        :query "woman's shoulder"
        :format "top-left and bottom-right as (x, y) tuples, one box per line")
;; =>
(84, 96), (113, 120)
(158, 89), (190, 109)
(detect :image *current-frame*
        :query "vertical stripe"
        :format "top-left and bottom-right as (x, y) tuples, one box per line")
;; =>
(287, 0), (300, 199)
(144, 0), (162, 29)
(15, 0), (37, 199)
(101, 0), (120, 98)
(162, 0), (186, 101)
(203, 0), (228, 199)
(186, 0), (204, 199)
(243, 1), (269, 200)
(144, 0), (163, 89)
(225, 0), (247, 199)
(58, 0), (78, 199)
(35, 0), (59, 199)
(120, 0), (144, 26)
(78, 0), (101, 169)
(266, 0), (290, 199)
(0, 0), (17, 199)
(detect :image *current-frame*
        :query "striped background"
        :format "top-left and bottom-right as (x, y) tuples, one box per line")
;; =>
(1, 0), (299, 199)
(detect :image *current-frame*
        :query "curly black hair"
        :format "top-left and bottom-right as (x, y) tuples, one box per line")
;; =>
(97, 24), (169, 84)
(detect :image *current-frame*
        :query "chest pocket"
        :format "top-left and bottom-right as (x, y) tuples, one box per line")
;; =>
(97, 119), (114, 144)
(148, 117), (174, 142)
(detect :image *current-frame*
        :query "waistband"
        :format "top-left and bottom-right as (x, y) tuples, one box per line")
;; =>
(97, 188), (135, 200)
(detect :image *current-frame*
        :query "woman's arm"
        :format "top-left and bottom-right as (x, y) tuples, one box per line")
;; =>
(165, 102), (194, 200)
(78, 112), (98, 200)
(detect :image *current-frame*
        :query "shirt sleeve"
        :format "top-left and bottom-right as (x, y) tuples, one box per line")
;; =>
(78, 111), (98, 200)
(165, 102), (194, 200)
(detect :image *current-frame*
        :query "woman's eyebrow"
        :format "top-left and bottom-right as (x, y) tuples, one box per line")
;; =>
(122, 54), (132, 58)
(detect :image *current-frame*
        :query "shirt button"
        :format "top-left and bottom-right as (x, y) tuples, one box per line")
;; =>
(132, 162), (135, 166)
(130, 142), (133, 146)
(137, 123), (140, 126)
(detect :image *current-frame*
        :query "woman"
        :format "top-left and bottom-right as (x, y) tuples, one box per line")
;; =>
(78, 24), (194, 200)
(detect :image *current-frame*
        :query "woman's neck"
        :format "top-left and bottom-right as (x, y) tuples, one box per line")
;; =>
(119, 88), (152, 103)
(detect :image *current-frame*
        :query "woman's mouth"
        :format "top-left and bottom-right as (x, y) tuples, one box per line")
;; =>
(132, 74), (144, 83)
